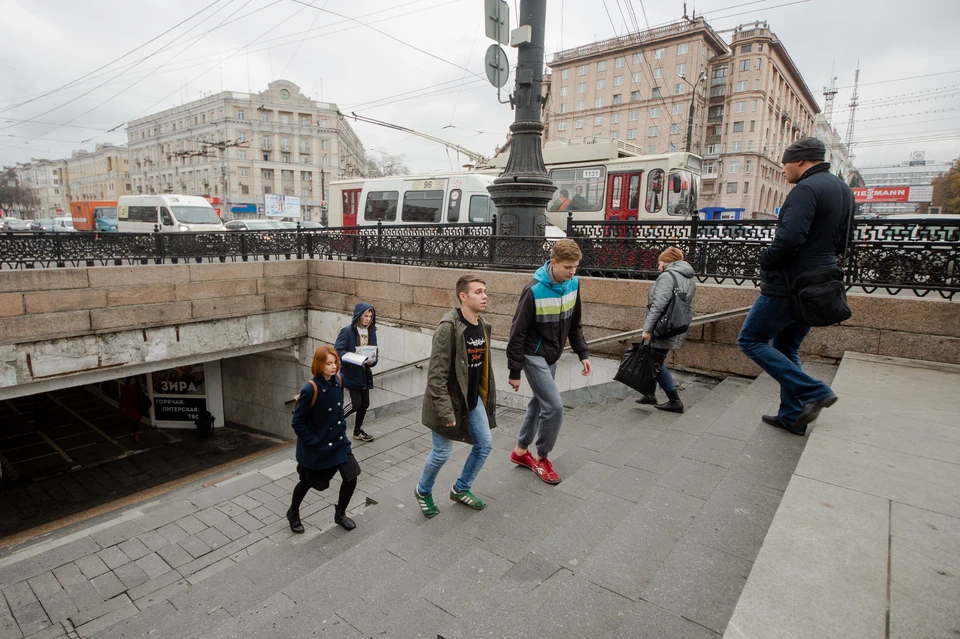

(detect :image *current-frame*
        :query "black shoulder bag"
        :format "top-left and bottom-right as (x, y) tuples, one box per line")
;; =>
(653, 271), (690, 339)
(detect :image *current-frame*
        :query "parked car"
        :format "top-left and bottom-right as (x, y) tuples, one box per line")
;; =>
(30, 218), (55, 232)
(300, 220), (323, 229)
(2, 218), (31, 231)
(224, 220), (282, 231)
(52, 216), (77, 232)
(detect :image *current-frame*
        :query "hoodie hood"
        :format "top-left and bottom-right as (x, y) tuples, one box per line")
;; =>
(352, 302), (376, 329)
(533, 260), (576, 294)
(664, 260), (695, 279)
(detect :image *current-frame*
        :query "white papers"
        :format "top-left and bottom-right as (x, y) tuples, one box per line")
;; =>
(356, 346), (378, 363)
(342, 352), (368, 366)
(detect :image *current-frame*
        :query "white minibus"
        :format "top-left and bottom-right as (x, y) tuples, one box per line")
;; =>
(116, 195), (226, 232)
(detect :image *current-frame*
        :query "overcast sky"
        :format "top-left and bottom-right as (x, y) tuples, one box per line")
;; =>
(2, 0), (958, 174)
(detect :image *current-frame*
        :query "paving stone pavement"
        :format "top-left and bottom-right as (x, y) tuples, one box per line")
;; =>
(0, 366), (837, 639)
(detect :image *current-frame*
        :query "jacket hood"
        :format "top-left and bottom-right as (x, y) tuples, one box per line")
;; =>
(664, 260), (695, 279)
(534, 260), (576, 293)
(352, 302), (376, 329)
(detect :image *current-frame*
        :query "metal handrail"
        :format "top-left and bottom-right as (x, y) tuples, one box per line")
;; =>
(373, 306), (753, 380)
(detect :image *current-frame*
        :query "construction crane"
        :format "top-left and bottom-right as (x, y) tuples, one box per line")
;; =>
(845, 61), (860, 160)
(341, 112), (492, 170)
(822, 61), (839, 129)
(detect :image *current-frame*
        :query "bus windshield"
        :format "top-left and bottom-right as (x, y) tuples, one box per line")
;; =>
(172, 206), (221, 224)
(548, 167), (605, 211)
(667, 170), (698, 216)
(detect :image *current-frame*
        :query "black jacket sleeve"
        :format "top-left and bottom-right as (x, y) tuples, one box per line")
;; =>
(568, 289), (589, 360)
(506, 284), (536, 380)
(759, 183), (817, 270)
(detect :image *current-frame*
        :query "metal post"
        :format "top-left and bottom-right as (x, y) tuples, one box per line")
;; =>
(320, 168), (327, 226)
(684, 72), (706, 154)
(486, 0), (554, 237)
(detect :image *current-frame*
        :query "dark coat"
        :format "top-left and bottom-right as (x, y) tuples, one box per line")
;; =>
(291, 374), (351, 470)
(334, 302), (378, 390)
(759, 162), (854, 297)
(421, 309), (498, 444)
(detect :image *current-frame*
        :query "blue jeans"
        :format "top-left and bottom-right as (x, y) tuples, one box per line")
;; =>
(517, 355), (564, 458)
(417, 401), (492, 496)
(652, 347), (676, 393)
(737, 294), (835, 426)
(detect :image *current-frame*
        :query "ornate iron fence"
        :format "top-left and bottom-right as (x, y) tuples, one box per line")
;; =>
(1, 218), (957, 299)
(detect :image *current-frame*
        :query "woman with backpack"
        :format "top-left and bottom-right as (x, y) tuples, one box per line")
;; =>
(637, 247), (697, 413)
(335, 302), (378, 443)
(288, 345), (361, 533)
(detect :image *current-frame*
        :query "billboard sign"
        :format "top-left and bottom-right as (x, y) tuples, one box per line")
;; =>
(853, 186), (934, 203)
(264, 194), (302, 218)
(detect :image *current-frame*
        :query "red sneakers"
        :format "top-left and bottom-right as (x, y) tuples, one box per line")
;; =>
(510, 450), (538, 471)
(511, 450), (562, 484)
(535, 457), (562, 484)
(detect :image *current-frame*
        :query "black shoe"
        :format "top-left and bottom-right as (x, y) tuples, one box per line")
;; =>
(335, 511), (356, 531)
(762, 414), (806, 436)
(655, 400), (684, 414)
(636, 394), (657, 405)
(795, 395), (838, 430)
(286, 508), (304, 534)
(353, 429), (375, 442)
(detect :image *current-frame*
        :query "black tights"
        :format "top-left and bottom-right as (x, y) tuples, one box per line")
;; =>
(345, 388), (370, 431)
(290, 477), (357, 514)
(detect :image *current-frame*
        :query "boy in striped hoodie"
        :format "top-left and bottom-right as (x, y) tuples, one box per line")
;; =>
(506, 239), (591, 484)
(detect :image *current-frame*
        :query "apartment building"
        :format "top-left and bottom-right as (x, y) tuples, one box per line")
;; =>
(64, 143), (131, 202)
(701, 22), (820, 216)
(126, 80), (365, 220)
(16, 158), (68, 217)
(544, 18), (727, 156)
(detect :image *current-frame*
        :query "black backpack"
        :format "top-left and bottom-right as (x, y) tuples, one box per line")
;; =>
(653, 271), (690, 339)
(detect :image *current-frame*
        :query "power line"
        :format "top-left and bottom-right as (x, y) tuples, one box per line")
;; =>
(858, 83), (960, 105)
(838, 69), (960, 90)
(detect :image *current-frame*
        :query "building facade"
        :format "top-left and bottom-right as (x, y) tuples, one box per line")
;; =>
(64, 143), (131, 203)
(544, 18), (727, 156)
(814, 115), (857, 186)
(857, 152), (952, 215)
(126, 80), (365, 220)
(543, 19), (823, 219)
(16, 159), (68, 218)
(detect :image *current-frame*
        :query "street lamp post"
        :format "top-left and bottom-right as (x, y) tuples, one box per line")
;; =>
(680, 71), (707, 154)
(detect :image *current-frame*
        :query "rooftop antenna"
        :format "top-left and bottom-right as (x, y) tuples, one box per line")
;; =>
(823, 60), (838, 128)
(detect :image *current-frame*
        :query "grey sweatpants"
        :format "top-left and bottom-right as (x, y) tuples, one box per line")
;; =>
(517, 355), (564, 457)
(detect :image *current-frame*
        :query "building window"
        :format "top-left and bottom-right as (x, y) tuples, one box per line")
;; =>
(653, 67), (663, 79)
(703, 161), (717, 174)
(650, 107), (660, 117)
(735, 101), (747, 112)
(594, 116), (603, 125)
(560, 86), (569, 96)
(741, 44), (752, 53)
(633, 53), (643, 64)
(282, 170), (293, 180)
(261, 113), (270, 122)
(730, 141), (742, 152)
(613, 93), (622, 105)
(672, 104), (683, 115)
(577, 64), (587, 76)
(322, 155), (328, 167)
(736, 80), (749, 92)
(756, 58), (762, 70)
(740, 59), (750, 72)
(729, 162), (740, 174)
(648, 126), (659, 137)
(283, 153), (291, 163)
(744, 181), (750, 194)
(733, 121), (744, 132)
(239, 151), (247, 160)
(629, 110), (639, 121)
(752, 100), (758, 112)
(611, 113), (620, 123)
(561, 69), (569, 79)
(240, 168), (248, 177)
(750, 120), (756, 132)
(237, 109), (245, 120)
(627, 128), (637, 139)
(596, 79), (605, 90)
(237, 132), (246, 144)
(655, 48), (665, 60)
(577, 82), (586, 93)
(611, 131), (619, 139)
(263, 152), (271, 161)
(675, 83), (685, 95)
(631, 90), (640, 101)
(595, 97), (604, 108)
(557, 121), (567, 131)
(320, 118), (329, 127)
(677, 43), (689, 55)
(262, 169), (273, 179)
(646, 145), (657, 154)
(576, 100), (584, 110)
(280, 115), (289, 125)
(264, 185), (273, 194)
(559, 103), (568, 113)
(575, 119), (584, 129)
(597, 60), (607, 72)
(754, 79), (760, 90)
(652, 87), (662, 99)
(677, 63), (687, 76)
(745, 160), (752, 173)
(300, 140), (309, 153)
(670, 123), (681, 134)
(301, 155), (310, 164)
(727, 181), (739, 193)
(615, 56), (625, 68)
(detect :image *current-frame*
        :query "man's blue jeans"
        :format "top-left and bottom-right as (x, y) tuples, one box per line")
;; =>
(737, 294), (834, 426)
(417, 401), (492, 496)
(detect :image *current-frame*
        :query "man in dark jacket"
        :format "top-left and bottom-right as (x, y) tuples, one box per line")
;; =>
(415, 274), (497, 518)
(506, 239), (591, 484)
(737, 137), (853, 436)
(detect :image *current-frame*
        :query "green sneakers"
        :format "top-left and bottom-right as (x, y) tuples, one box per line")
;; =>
(414, 488), (440, 518)
(449, 486), (486, 510)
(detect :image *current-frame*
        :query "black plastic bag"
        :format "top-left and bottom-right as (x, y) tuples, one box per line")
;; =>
(614, 342), (665, 396)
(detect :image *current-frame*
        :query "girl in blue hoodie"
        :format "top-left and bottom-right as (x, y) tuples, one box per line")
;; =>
(335, 302), (378, 442)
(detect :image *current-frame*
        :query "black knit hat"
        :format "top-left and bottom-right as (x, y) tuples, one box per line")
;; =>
(781, 137), (826, 164)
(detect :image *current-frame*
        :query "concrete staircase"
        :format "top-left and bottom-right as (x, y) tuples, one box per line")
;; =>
(0, 365), (839, 639)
